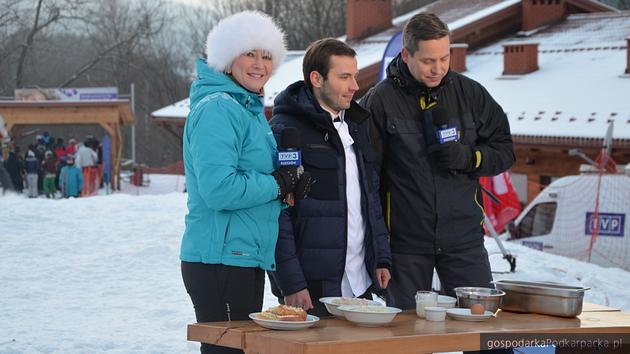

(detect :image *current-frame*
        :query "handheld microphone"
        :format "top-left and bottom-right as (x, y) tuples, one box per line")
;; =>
(432, 106), (458, 144)
(431, 106), (460, 175)
(278, 127), (304, 204)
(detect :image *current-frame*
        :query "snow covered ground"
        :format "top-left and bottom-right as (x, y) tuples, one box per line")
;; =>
(1, 174), (629, 353)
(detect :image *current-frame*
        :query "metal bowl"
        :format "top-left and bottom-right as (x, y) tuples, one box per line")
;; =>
(454, 287), (505, 314)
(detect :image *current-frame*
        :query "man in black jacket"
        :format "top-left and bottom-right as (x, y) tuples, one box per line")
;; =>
(269, 38), (392, 317)
(360, 13), (515, 309)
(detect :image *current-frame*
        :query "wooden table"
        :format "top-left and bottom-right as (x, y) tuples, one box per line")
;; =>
(188, 303), (630, 353)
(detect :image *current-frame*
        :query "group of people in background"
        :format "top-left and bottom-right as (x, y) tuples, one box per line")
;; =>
(1, 132), (101, 198)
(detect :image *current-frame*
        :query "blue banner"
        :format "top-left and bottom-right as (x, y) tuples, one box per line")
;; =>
(102, 134), (112, 183)
(378, 31), (403, 82)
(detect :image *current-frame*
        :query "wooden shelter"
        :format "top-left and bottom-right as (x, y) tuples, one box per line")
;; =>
(0, 100), (135, 190)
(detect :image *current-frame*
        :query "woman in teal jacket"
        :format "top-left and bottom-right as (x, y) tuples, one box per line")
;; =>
(180, 11), (306, 354)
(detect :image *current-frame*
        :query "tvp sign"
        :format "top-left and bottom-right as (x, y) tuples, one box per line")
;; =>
(585, 212), (625, 237)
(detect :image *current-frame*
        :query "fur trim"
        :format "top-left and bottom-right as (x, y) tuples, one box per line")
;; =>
(206, 11), (287, 73)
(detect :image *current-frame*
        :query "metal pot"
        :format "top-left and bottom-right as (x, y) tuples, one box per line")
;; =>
(454, 287), (505, 313)
(493, 280), (590, 317)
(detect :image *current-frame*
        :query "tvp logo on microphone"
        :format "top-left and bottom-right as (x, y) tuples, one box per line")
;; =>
(436, 126), (459, 144)
(278, 150), (301, 167)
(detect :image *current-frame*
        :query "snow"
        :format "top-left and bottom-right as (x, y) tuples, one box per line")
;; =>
(1, 174), (629, 353)
(465, 12), (630, 140)
(151, 99), (190, 119)
(448, 0), (521, 31)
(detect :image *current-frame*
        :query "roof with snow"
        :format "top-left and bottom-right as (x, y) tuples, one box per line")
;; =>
(465, 11), (630, 141)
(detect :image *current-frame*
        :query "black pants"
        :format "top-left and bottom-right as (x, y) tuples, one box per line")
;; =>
(277, 280), (373, 318)
(181, 262), (265, 354)
(386, 244), (493, 310)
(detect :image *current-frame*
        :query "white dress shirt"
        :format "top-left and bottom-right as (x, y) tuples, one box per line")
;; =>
(322, 107), (371, 298)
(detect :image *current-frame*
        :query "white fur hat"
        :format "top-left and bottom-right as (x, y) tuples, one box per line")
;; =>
(205, 11), (287, 73)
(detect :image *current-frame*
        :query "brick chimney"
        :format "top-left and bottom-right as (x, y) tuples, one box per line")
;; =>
(503, 43), (539, 75)
(522, 0), (566, 32)
(626, 37), (630, 74)
(450, 43), (468, 73)
(346, 0), (392, 41)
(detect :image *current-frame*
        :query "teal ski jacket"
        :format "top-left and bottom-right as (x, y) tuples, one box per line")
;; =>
(180, 59), (281, 271)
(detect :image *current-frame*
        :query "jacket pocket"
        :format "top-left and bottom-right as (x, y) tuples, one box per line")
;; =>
(385, 117), (426, 159)
(302, 148), (338, 200)
(460, 112), (478, 145)
(361, 147), (378, 192)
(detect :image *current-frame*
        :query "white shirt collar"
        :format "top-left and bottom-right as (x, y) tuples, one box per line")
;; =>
(320, 105), (345, 124)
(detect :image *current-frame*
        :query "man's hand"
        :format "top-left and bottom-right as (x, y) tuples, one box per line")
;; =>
(427, 142), (475, 171)
(376, 268), (391, 289)
(284, 288), (313, 310)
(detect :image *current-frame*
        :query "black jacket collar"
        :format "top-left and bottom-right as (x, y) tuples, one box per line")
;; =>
(273, 81), (369, 132)
(386, 53), (453, 98)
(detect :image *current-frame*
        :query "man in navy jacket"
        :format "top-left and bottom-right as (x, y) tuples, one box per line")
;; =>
(269, 38), (392, 317)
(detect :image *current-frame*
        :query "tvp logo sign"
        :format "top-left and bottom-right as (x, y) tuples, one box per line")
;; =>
(585, 212), (625, 237)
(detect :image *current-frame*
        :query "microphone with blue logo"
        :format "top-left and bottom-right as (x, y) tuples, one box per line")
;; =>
(432, 106), (459, 145)
(274, 127), (311, 205)
(427, 106), (477, 173)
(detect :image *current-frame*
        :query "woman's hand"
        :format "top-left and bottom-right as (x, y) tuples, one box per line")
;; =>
(272, 166), (299, 200)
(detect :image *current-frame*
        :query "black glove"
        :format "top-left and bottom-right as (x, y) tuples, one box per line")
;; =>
(293, 171), (313, 200)
(271, 166), (299, 200)
(427, 142), (476, 172)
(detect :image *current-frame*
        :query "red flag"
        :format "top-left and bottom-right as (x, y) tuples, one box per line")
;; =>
(480, 172), (521, 234)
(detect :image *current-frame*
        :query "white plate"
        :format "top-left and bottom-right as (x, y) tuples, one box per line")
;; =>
(248, 313), (319, 330)
(319, 297), (382, 317)
(338, 305), (402, 327)
(437, 295), (457, 308)
(446, 308), (493, 321)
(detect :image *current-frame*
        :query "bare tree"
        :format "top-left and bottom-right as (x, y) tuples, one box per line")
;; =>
(12, 0), (85, 88)
(0, 0), (20, 31)
(60, 0), (166, 87)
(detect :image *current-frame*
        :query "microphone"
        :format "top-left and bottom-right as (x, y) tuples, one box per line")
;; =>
(277, 127), (303, 205)
(431, 106), (458, 144)
(431, 106), (459, 175)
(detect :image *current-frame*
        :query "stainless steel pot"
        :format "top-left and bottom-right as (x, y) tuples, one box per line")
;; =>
(454, 287), (505, 313)
(493, 280), (590, 317)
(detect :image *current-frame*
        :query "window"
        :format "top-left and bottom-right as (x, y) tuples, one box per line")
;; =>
(512, 202), (557, 239)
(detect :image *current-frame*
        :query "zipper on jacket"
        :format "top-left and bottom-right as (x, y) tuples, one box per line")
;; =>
(474, 186), (485, 226)
(386, 192), (391, 232)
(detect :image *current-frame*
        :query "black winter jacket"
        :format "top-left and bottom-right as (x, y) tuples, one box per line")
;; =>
(360, 54), (515, 255)
(269, 81), (392, 297)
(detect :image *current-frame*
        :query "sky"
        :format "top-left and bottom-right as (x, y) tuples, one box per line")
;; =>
(1, 174), (629, 353)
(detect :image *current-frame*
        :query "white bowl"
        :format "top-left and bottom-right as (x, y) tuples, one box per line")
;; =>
(338, 305), (402, 327)
(424, 306), (447, 321)
(437, 295), (457, 308)
(319, 297), (382, 317)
